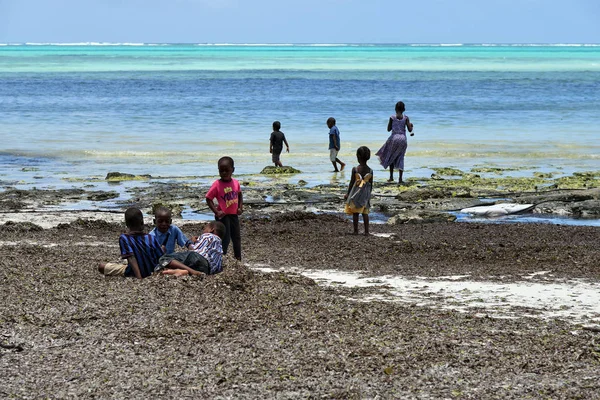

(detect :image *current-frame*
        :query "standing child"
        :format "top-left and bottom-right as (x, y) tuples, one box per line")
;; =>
(376, 101), (414, 184)
(269, 120), (290, 167)
(206, 156), (243, 261)
(344, 146), (373, 235)
(98, 207), (164, 279)
(149, 206), (193, 254)
(327, 117), (346, 172)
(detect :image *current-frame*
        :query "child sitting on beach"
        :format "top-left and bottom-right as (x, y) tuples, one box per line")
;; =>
(344, 146), (373, 235)
(269, 120), (290, 168)
(327, 117), (345, 172)
(149, 206), (193, 253)
(98, 207), (164, 279)
(206, 156), (244, 261)
(157, 221), (226, 276)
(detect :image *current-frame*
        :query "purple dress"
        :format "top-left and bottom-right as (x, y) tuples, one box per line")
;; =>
(376, 114), (408, 170)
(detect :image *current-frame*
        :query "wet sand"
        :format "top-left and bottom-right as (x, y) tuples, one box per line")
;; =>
(2, 212), (600, 398)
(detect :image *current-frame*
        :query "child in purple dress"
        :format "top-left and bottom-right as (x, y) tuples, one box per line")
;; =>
(376, 101), (414, 184)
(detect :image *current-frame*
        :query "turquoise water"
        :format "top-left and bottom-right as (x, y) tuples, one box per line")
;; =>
(1, 44), (599, 190)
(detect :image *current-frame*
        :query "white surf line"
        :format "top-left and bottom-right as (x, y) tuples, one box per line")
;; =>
(249, 264), (600, 326)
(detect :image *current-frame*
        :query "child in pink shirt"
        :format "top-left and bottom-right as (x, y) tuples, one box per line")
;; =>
(206, 156), (244, 260)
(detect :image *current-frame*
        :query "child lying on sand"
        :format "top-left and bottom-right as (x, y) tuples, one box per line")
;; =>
(156, 221), (226, 276)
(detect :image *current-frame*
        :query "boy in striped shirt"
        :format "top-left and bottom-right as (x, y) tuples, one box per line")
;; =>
(98, 207), (164, 279)
(157, 221), (226, 277)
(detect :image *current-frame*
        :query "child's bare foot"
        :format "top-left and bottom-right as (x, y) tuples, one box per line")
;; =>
(333, 169), (339, 173)
(161, 269), (189, 276)
(364, 232), (370, 236)
(352, 231), (359, 235)
(340, 163), (346, 171)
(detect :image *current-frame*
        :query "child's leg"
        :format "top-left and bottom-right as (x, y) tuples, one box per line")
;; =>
(163, 259), (204, 276)
(398, 170), (404, 183)
(230, 215), (242, 261)
(362, 213), (370, 235)
(331, 161), (339, 172)
(352, 213), (359, 234)
(336, 158), (345, 171)
(218, 215), (232, 255)
(388, 166), (394, 182)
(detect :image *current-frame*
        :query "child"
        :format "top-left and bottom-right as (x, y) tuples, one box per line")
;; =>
(269, 120), (290, 167)
(98, 207), (164, 279)
(327, 117), (346, 172)
(376, 101), (414, 184)
(206, 156), (243, 261)
(344, 146), (373, 235)
(149, 206), (193, 254)
(157, 221), (226, 276)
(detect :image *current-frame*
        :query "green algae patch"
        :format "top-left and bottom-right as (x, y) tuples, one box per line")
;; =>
(533, 172), (554, 179)
(105, 172), (152, 181)
(555, 171), (600, 189)
(260, 166), (302, 175)
(431, 167), (465, 177)
(470, 166), (520, 175)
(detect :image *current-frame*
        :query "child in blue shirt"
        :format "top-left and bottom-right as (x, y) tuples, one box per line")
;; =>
(149, 206), (193, 253)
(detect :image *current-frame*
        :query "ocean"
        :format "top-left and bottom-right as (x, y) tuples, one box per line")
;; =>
(1, 43), (599, 190)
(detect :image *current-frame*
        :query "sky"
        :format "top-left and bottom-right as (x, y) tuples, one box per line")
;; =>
(0, 0), (599, 44)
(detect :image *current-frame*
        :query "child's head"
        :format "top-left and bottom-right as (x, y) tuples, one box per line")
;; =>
(217, 156), (235, 181)
(124, 207), (144, 231)
(326, 117), (336, 129)
(203, 220), (226, 239)
(395, 101), (406, 114)
(356, 146), (371, 164)
(272, 121), (281, 131)
(153, 206), (172, 233)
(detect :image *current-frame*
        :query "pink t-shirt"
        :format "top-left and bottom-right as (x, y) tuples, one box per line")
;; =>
(206, 178), (241, 215)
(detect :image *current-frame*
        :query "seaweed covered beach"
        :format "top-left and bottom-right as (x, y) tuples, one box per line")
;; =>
(1, 170), (600, 398)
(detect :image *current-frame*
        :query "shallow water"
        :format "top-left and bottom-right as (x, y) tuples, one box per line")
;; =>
(1, 44), (599, 190)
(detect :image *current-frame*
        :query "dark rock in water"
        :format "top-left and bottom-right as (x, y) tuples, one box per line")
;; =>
(105, 172), (152, 181)
(297, 180), (308, 186)
(387, 210), (457, 225)
(86, 191), (119, 201)
(260, 166), (301, 175)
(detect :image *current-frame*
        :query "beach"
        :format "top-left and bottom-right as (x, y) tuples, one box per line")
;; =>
(2, 173), (600, 397)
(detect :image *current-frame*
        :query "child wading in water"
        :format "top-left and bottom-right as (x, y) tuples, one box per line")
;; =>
(376, 101), (414, 184)
(269, 120), (290, 167)
(344, 146), (373, 235)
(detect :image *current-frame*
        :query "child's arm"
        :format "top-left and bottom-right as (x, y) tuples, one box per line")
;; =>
(406, 116), (414, 133)
(334, 134), (340, 151)
(126, 256), (143, 279)
(387, 117), (393, 132)
(206, 197), (225, 219)
(237, 192), (244, 215)
(344, 168), (357, 199)
(284, 137), (290, 153)
(269, 141), (273, 154)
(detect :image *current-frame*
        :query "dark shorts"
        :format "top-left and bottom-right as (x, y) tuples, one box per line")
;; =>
(156, 251), (210, 274)
(272, 149), (282, 163)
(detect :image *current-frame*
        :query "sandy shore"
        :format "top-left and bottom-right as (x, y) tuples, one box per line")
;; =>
(2, 207), (600, 398)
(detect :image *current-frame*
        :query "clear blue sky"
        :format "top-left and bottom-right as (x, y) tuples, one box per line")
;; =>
(0, 0), (598, 44)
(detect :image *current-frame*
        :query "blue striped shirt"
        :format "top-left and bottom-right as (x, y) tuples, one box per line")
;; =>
(119, 233), (164, 278)
(191, 233), (223, 275)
